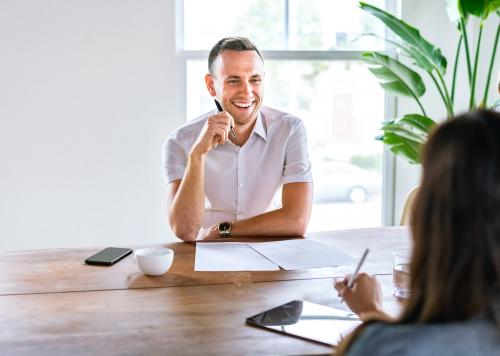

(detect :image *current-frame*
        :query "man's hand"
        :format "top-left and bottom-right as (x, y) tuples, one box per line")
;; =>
(167, 113), (236, 242)
(197, 225), (221, 241)
(191, 112), (235, 155)
(334, 273), (386, 320)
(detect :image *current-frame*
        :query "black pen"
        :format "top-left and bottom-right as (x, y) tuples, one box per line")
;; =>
(214, 99), (238, 144)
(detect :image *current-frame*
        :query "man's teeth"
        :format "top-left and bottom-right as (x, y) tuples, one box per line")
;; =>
(234, 102), (253, 108)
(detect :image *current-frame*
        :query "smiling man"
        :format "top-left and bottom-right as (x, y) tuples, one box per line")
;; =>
(163, 37), (313, 242)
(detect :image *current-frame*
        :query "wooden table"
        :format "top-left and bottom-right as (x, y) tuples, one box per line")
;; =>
(0, 227), (409, 355)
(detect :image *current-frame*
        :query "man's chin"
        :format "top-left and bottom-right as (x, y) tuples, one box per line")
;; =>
(235, 113), (258, 126)
(230, 108), (258, 124)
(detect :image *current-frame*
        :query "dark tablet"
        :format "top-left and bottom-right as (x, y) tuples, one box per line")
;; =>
(246, 300), (361, 346)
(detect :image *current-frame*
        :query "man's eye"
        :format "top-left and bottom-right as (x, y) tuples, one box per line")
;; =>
(251, 78), (262, 84)
(227, 80), (238, 84)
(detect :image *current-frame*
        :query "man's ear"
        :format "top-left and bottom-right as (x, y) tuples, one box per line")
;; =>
(205, 73), (217, 97)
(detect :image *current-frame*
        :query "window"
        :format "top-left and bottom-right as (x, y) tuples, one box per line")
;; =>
(182, 0), (387, 51)
(178, 0), (396, 230)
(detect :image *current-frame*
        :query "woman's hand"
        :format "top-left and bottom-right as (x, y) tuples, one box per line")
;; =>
(334, 273), (389, 321)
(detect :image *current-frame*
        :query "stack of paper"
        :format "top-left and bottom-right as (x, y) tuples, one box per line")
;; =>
(194, 242), (279, 271)
(248, 240), (354, 270)
(194, 240), (355, 272)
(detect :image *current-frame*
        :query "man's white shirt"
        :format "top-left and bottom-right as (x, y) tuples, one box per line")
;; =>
(163, 106), (313, 230)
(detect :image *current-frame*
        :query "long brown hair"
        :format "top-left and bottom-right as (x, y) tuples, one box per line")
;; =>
(336, 110), (500, 354)
(402, 109), (500, 323)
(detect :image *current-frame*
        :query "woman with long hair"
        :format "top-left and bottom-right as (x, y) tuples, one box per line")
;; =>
(334, 110), (500, 355)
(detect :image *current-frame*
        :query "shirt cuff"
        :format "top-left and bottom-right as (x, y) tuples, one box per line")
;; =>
(282, 173), (313, 184)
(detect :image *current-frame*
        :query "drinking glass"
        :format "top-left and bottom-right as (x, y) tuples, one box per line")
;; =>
(392, 250), (411, 299)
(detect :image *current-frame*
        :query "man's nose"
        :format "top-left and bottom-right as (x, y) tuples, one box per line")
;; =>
(239, 81), (251, 96)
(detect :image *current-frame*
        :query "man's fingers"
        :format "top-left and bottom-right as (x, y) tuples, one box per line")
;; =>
(213, 127), (227, 145)
(211, 122), (231, 135)
(207, 121), (230, 144)
(209, 112), (234, 127)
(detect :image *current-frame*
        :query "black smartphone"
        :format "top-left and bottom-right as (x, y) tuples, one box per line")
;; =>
(84, 247), (133, 266)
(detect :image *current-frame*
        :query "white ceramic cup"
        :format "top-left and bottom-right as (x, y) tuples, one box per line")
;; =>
(134, 248), (174, 276)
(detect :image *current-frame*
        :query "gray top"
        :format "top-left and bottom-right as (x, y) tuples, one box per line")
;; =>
(346, 316), (500, 356)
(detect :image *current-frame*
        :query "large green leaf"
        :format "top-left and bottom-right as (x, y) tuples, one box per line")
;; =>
(383, 122), (426, 143)
(362, 33), (434, 72)
(376, 114), (438, 164)
(362, 52), (426, 98)
(397, 114), (437, 134)
(400, 43), (435, 72)
(359, 2), (447, 74)
(460, 0), (500, 19)
(381, 132), (422, 164)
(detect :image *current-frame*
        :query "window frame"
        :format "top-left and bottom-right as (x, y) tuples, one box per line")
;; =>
(175, 0), (398, 226)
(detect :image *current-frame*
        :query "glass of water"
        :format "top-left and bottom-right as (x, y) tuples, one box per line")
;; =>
(392, 250), (411, 299)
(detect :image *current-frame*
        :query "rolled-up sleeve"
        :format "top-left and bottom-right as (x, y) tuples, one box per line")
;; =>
(163, 134), (187, 184)
(282, 119), (313, 184)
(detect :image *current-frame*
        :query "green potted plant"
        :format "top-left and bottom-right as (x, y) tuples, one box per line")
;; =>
(359, 1), (500, 164)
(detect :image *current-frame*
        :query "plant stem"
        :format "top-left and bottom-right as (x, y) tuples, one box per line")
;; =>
(460, 18), (473, 87)
(415, 97), (427, 117)
(430, 71), (453, 118)
(451, 35), (462, 106)
(470, 23), (484, 110)
(482, 23), (500, 108)
(436, 71), (454, 118)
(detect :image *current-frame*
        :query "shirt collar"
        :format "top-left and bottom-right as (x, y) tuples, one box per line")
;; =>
(252, 112), (267, 141)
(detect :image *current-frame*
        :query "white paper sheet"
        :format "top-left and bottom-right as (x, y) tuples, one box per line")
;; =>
(248, 239), (355, 270)
(194, 242), (280, 271)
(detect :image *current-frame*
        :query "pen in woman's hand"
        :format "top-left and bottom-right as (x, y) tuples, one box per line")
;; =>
(341, 248), (370, 303)
(214, 99), (238, 144)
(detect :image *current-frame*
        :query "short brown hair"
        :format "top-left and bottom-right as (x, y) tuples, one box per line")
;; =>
(208, 37), (264, 75)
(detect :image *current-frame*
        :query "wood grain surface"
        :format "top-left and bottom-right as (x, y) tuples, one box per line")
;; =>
(0, 275), (401, 356)
(0, 227), (409, 355)
(0, 227), (409, 295)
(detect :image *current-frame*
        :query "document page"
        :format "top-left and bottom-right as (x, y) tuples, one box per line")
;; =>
(194, 242), (280, 271)
(248, 240), (355, 270)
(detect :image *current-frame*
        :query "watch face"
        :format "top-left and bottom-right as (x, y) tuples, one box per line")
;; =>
(219, 222), (231, 232)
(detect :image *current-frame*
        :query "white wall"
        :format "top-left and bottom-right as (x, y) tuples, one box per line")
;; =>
(0, 0), (179, 250)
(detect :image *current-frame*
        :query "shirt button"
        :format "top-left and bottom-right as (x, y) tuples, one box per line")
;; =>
(239, 183), (243, 187)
